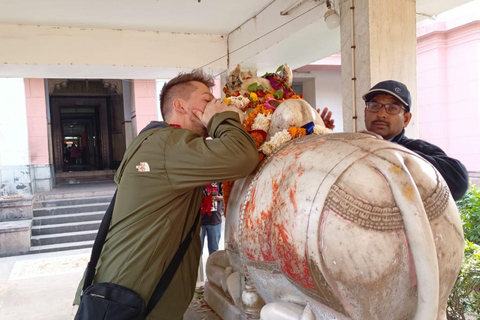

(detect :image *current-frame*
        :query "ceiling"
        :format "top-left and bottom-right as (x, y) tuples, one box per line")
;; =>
(0, 0), (472, 35)
(0, 0), (276, 35)
(0, 0), (474, 79)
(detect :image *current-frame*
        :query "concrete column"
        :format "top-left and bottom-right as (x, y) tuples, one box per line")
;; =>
(25, 78), (53, 193)
(132, 79), (157, 135)
(340, 0), (418, 138)
(0, 79), (32, 197)
(0, 78), (33, 256)
(122, 80), (135, 147)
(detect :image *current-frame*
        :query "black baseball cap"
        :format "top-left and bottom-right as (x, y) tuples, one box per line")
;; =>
(362, 80), (411, 112)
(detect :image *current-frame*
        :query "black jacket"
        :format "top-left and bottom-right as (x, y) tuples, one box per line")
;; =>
(391, 129), (469, 201)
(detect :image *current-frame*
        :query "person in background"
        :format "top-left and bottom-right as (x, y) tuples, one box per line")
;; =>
(200, 182), (224, 255)
(319, 80), (468, 201)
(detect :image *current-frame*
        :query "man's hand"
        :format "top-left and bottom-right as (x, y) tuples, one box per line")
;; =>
(193, 99), (244, 127)
(213, 195), (223, 202)
(359, 130), (384, 139)
(317, 108), (335, 130)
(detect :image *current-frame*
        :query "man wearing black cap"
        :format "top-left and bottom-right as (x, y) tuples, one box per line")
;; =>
(362, 80), (469, 200)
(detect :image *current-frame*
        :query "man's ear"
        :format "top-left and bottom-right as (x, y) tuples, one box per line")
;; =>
(403, 111), (412, 128)
(173, 99), (187, 114)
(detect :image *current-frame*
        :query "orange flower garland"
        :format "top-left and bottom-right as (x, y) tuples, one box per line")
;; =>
(221, 66), (307, 215)
(288, 127), (307, 139)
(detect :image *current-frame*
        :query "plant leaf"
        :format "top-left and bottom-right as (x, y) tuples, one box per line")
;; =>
(247, 82), (258, 92)
(273, 89), (284, 99)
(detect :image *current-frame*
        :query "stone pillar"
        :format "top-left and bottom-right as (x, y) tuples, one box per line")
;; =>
(122, 80), (135, 147)
(0, 79), (32, 197)
(340, 0), (419, 138)
(0, 78), (32, 256)
(132, 79), (157, 135)
(25, 78), (53, 193)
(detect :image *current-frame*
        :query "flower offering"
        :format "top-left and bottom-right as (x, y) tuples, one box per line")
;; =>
(221, 64), (333, 212)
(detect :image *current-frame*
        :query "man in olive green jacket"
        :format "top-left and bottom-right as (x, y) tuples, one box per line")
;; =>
(74, 69), (259, 319)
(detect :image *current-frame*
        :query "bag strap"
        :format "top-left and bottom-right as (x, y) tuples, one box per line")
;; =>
(83, 123), (166, 292)
(82, 190), (117, 292)
(82, 121), (201, 314)
(145, 211), (200, 315)
(82, 193), (200, 299)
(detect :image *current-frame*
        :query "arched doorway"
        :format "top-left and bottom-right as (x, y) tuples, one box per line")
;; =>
(48, 79), (126, 182)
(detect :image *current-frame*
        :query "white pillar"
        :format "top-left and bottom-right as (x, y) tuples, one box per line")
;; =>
(340, 0), (418, 138)
(0, 78), (32, 197)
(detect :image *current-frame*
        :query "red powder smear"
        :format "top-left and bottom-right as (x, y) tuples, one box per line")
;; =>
(244, 185), (257, 215)
(289, 182), (298, 212)
(297, 163), (304, 177)
(274, 222), (315, 289)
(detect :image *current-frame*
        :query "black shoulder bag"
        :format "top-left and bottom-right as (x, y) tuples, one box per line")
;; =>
(75, 190), (200, 320)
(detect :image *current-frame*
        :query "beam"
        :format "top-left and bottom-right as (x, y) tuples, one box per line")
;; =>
(227, 0), (340, 74)
(0, 24), (227, 78)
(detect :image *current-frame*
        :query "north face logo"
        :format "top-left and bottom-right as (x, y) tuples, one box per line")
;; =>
(136, 162), (150, 172)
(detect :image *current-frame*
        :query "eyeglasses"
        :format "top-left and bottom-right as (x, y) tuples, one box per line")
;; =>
(366, 101), (405, 115)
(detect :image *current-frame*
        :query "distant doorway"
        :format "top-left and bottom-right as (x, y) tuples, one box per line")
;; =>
(51, 97), (110, 173)
(61, 106), (99, 171)
(47, 79), (127, 183)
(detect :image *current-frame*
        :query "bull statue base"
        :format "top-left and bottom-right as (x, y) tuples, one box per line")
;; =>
(203, 133), (464, 320)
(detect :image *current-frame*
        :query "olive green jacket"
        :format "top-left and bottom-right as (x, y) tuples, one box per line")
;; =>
(74, 111), (258, 319)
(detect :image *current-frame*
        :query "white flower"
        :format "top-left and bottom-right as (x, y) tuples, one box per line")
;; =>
(252, 113), (272, 132)
(313, 126), (332, 135)
(229, 96), (250, 110)
(259, 130), (292, 155)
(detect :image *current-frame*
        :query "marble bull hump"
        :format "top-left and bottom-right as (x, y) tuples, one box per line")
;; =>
(225, 133), (464, 320)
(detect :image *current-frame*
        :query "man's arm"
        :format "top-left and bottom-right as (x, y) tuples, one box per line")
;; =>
(165, 111), (259, 191)
(402, 139), (469, 201)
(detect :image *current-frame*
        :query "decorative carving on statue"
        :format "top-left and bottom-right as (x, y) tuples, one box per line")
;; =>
(325, 182), (450, 231)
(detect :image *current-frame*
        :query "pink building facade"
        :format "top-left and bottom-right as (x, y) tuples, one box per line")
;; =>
(417, 18), (480, 172)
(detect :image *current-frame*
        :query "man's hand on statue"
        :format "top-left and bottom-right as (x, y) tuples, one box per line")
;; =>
(359, 130), (384, 139)
(317, 108), (335, 130)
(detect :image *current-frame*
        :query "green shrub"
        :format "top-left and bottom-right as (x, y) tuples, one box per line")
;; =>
(447, 184), (480, 320)
(456, 185), (480, 244)
(447, 240), (480, 320)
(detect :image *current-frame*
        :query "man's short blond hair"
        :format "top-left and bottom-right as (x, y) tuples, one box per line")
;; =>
(160, 69), (215, 121)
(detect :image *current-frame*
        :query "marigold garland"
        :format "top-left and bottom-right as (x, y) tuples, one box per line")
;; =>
(288, 127), (307, 139)
(250, 131), (266, 149)
(221, 65), (331, 215)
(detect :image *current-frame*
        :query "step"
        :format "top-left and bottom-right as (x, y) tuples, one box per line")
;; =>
(33, 211), (105, 226)
(31, 230), (98, 246)
(34, 195), (113, 208)
(29, 240), (94, 254)
(31, 220), (101, 236)
(33, 202), (110, 217)
(35, 183), (116, 202)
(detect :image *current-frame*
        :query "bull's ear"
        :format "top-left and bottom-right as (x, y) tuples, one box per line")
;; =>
(226, 64), (243, 91)
(279, 64), (293, 87)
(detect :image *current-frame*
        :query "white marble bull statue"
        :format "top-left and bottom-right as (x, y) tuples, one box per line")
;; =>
(203, 79), (464, 320)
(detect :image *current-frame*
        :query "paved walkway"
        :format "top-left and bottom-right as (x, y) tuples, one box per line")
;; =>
(1, 180), (222, 319)
(0, 249), (221, 320)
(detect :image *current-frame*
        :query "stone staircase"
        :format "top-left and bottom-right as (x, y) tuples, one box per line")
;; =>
(30, 192), (114, 254)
